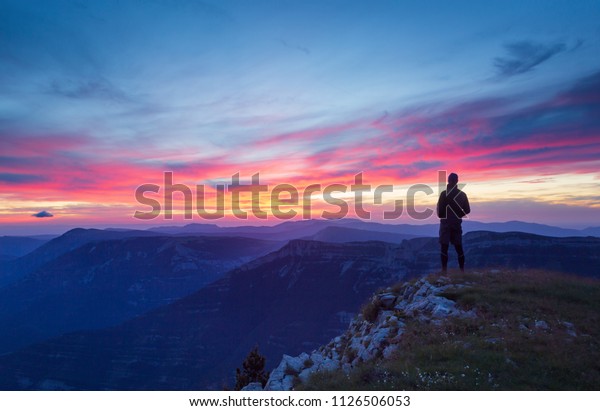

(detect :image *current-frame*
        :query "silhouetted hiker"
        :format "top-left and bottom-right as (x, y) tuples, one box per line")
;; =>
(436, 172), (470, 273)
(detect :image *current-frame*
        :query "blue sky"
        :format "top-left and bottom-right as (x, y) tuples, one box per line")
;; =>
(1, 0), (600, 234)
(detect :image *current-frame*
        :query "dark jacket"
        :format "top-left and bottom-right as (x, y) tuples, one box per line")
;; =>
(437, 184), (470, 225)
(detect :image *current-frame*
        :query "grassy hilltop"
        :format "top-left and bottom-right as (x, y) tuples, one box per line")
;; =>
(300, 269), (600, 390)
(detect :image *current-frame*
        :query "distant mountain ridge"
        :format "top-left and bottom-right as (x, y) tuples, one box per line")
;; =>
(8, 218), (593, 288)
(0, 236), (48, 261)
(0, 228), (165, 287)
(148, 219), (600, 239)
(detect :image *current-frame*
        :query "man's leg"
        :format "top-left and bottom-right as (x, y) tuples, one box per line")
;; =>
(439, 223), (450, 273)
(441, 243), (449, 273)
(454, 243), (465, 272)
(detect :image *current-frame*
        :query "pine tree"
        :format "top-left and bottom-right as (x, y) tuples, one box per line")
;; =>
(234, 345), (269, 390)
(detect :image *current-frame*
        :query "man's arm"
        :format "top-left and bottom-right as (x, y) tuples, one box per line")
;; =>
(462, 192), (471, 216)
(436, 192), (445, 218)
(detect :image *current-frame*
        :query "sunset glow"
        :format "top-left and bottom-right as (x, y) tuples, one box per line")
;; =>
(1, 0), (599, 234)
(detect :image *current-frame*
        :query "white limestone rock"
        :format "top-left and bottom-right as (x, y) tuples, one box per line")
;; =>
(266, 277), (478, 390)
(241, 382), (264, 391)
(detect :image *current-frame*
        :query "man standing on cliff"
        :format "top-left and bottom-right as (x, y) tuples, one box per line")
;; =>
(436, 172), (470, 273)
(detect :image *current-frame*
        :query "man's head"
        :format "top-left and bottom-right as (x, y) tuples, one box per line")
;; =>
(448, 172), (459, 185)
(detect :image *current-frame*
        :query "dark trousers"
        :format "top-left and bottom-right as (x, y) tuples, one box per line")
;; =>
(441, 243), (465, 272)
(439, 220), (465, 272)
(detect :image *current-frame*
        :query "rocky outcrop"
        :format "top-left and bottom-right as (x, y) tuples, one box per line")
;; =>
(241, 382), (264, 391)
(265, 276), (476, 390)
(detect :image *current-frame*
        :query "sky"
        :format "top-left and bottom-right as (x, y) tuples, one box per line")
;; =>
(1, 0), (600, 235)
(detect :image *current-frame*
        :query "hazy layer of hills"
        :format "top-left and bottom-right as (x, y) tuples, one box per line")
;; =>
(2, 219), (599, 262)
(0, 234), (280, 354)
(147, 219), (600, 239)
(0, 236), (49, 262)
(0, 228), (163, 287)
(0, 219), (598, 390)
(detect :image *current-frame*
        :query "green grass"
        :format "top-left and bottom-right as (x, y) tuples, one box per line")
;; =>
(300, 269), (600, 390)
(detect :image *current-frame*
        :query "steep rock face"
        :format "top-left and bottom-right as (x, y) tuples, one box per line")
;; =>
(463, 231), (600, 278)
(303, 226), (417, 243)
(265, 276), (475, 390)
(0, 236), (280, 353)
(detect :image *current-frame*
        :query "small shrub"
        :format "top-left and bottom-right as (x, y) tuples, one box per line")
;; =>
(234, 345), (270, 390)
(361, 299), (382, 323)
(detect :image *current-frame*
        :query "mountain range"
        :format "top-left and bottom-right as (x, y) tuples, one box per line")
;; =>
(0, 233), (280, 354)
(0, 235), (53, 262)
(146, 219), (600, 239)
(0, 226), (598, 390)
(3, 219), (598, 263)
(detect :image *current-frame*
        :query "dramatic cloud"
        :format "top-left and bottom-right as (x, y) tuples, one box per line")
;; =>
(494, 41), (566, 78)
(1, 1), (599, 230)
(2, 69), (599, 207)
(32, 210), (53, 218)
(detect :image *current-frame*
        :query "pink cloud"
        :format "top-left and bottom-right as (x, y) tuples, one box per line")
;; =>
(1, 71), (600, 225)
